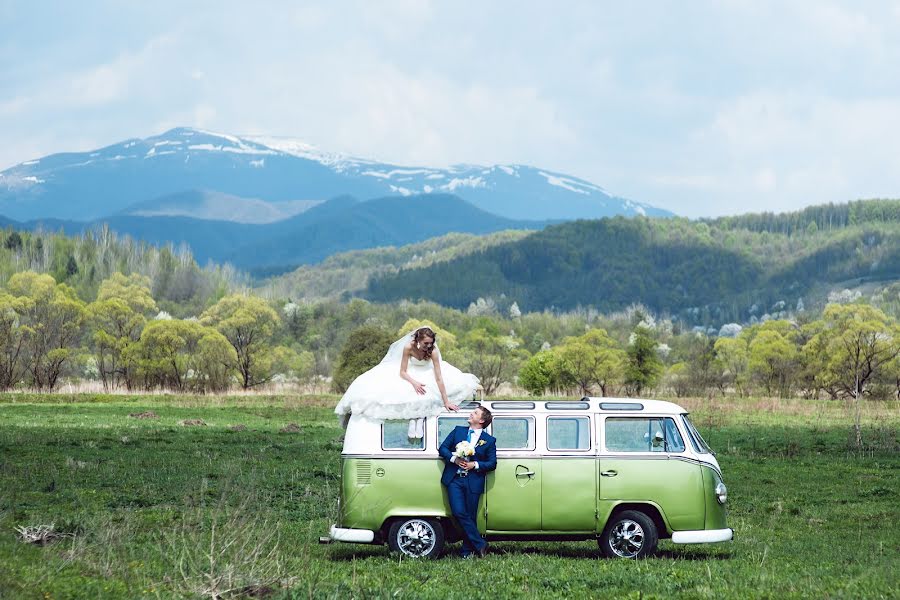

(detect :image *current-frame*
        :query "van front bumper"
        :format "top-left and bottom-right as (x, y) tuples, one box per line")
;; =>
(671, 528), (733, 544)
(319, 525), (376, 544)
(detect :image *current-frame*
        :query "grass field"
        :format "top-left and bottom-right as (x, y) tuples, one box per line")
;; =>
(0, 393), (898, 599)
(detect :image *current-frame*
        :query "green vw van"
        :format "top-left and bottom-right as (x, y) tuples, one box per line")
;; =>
(321, 398), (732, 558)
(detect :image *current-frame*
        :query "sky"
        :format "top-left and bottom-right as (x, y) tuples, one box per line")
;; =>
(1, 0), (899, 218)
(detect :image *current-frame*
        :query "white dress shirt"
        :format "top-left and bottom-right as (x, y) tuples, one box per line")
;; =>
(465, 427), (483, 470)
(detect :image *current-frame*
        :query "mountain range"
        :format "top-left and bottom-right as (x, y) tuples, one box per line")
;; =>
(0, 127), (671, 223)
(0, 127), (676, 271)
(0, 193), (543, 271)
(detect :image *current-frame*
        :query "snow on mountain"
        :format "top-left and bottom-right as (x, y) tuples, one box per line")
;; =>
(0, 127), (674, 222)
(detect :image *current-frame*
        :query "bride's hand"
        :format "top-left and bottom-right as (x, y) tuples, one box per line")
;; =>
(444, 402), (459, 411)
(411, 381), (426, 395)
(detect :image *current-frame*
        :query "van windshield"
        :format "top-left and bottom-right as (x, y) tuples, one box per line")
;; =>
(681, 414), (712, 454)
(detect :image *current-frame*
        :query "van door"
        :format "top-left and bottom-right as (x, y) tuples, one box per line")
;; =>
(485, 416), (541, 532)
(542, 415), (596, 531)
(598, 416), (705, 531)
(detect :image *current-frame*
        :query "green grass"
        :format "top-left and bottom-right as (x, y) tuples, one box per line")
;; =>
(0, 393), (897, 599)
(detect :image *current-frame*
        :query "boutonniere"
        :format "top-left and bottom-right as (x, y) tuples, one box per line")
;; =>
(477, 440), (486, 447)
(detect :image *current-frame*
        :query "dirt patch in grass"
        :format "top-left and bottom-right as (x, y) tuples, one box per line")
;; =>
(128, 411), (159, 419)
(179, 419), (206, 427)
(279, 423), (301, 434)
(229, 424), (248, 432)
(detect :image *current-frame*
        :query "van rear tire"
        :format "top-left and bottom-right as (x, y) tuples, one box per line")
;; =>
(598, 510), (658, 559)
(387, 517), (445, 559)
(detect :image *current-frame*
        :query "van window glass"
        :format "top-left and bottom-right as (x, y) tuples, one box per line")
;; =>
(605, 417), (685, 453)
(492, 417), (534, 450)
(663, 418), (686, 452)
(681, 414), (711, 454)
(382, 420), (425, 450)
(547, 417), (591, 450)
(438, 417), (469, 442)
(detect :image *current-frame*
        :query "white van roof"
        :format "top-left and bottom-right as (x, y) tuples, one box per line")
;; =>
(485, 397), (688, 414)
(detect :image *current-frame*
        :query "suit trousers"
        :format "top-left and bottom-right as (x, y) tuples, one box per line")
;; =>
(447, 474), (486, 554)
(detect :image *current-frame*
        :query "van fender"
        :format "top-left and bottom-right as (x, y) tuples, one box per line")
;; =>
(599, 501), (672, 539)
(379, 512), (459, 542)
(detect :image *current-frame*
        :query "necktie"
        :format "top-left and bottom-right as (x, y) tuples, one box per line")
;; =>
(467, 429), (474, 443)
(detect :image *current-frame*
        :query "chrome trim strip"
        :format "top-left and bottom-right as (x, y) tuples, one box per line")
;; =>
(669, 455), (724, 478)
(339, 453), (723, 478)
(342, 453), (442, 459)
(538, 454), (597, 459)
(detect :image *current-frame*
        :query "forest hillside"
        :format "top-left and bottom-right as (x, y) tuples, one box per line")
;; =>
(365, 200), (900, 324)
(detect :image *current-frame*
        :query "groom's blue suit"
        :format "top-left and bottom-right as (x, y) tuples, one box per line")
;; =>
(439, 425), (497, 556)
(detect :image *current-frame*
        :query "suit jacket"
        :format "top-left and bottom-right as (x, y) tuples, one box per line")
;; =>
(439, 426), (497, 493)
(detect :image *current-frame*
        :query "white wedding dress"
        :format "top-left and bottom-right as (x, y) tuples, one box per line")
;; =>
(334, 330), (480, 425)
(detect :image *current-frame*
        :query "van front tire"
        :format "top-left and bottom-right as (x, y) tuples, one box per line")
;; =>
(599, 510), (658, 559)
(387, 517), (445, 559)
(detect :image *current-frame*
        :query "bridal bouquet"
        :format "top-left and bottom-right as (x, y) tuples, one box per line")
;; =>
(454, 441), (475, 472)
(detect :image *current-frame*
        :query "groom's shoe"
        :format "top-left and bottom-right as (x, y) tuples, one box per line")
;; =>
(477, 542), (489, 558)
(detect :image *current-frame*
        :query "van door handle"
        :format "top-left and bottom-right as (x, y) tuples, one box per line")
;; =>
(600, 470), (618, 477)
(515, 471), (535, 478)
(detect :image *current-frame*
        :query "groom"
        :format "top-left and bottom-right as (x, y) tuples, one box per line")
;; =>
(438, 406), (497, 558)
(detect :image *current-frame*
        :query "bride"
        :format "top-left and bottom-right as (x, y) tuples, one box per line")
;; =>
(334, 326), (480, 437)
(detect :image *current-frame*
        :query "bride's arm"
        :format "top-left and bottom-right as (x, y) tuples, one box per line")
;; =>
(432, 349), (458, 411)
(399, 343), (426, 394)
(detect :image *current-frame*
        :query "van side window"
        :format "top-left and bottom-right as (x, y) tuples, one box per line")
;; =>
(437, 417), (469, 442)
(547, 416), (591, 450)
(381, 420), (425, 450)
(492, 417), (534, 450)
(605, 417), (685, 453)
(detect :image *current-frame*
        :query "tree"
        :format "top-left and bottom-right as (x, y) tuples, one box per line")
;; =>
(88, 273), (158, 390)
(664, 362), (691, 398)
(0, 292), (27, 389)
(332, 325), (394, 393)
(813, 304), (900, 399)
(518, 350), (558, 396)
(65, 255), (78, 277)
(809, 304), (900, 448)
(8, 272), (86, 390)
(135, 319), (236, 392)
(4, 231), (22, 251)
(458, 328), (525, 396)
(201, 295), (280, 389)
(555, 329), (626, 396)
(676, 334), (723, 396)
(267, 346), (315, 384)
(714, 337), (749, 396)
(748, 329), (797, 397)
(624, 326), (663, 396)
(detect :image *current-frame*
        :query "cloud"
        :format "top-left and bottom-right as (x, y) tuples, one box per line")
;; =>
(2, 0), (900, 219)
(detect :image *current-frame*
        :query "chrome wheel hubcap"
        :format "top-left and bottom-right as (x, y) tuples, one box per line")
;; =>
(610, 519), (644, 558)
(397, 519), (436, 557)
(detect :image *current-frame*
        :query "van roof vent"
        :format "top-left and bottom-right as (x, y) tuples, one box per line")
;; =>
(545, 401), (589, 410)
(490, 401), (535, 410)
(600, 402), (645, 411)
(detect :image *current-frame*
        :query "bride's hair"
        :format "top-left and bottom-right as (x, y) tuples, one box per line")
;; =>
(412, 327), (436, 359)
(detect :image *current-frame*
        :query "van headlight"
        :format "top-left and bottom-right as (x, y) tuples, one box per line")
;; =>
(715, 482), (728, 504)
